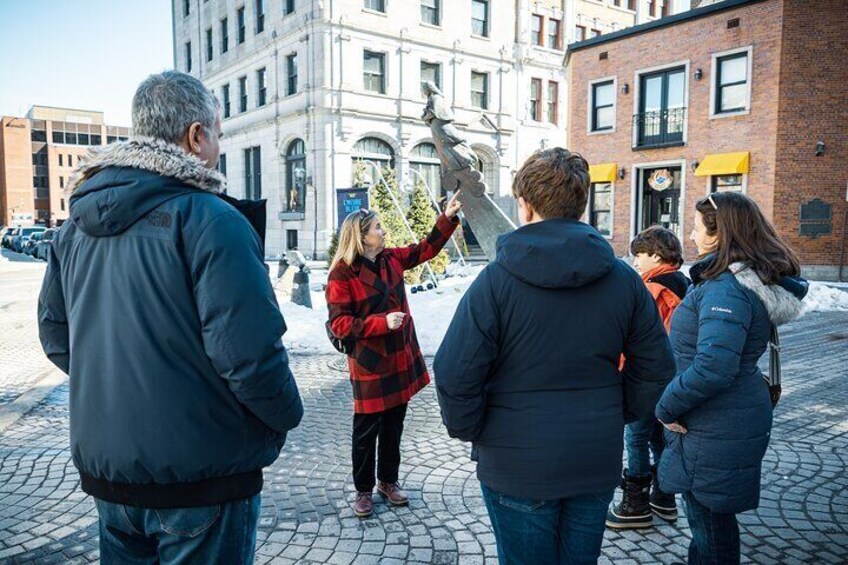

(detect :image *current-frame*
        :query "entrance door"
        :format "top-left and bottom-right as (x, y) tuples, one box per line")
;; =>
(639, 167), (682, 235)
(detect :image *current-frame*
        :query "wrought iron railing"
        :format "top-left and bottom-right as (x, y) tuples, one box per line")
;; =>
(633, 107), (686, 148)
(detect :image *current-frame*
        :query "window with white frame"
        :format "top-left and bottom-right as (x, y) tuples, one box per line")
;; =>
(420, 61), (441, 93)
(365, 0), (385, 12)
(711, 174), (743, 193)
(588, 183), (612, 236)
(421, 0), (439, 25)
(471, 0), (489, 37)
(715, 51), (749, 114)
(471, 71), (488, 109)
(363, 51), (386, 94)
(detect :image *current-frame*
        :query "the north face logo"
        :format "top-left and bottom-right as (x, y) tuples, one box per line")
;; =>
(147, 211), (172, 228)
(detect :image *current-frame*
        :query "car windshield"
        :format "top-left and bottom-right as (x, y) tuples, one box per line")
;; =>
(22, 228), (45, 236)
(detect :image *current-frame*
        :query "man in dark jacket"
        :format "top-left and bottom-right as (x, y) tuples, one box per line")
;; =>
(37, 71), (303, 563)
(435, 148), (676, 564)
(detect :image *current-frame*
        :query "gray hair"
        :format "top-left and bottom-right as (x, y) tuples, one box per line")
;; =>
(131, 71), (219, 144)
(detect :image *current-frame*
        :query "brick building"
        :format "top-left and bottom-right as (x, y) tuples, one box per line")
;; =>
(567, 0), (848, 280)
(0, 107), (130, 228)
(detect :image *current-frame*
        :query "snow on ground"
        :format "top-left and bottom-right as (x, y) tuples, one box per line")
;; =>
(275, 261), (848, 356)
(275, 264), (485, 356)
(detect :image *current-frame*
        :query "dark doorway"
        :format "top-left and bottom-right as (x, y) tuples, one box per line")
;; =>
(638, 166), (682, 235)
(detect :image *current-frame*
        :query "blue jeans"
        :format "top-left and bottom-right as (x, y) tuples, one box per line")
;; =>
(682, 491), (740, 565)
(624, 416), (665, 477)
(481, 483), (614, 565)
(95, 495), (261, 564)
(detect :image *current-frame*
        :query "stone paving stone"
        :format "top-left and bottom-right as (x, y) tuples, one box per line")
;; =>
(1, 311), (848, 563)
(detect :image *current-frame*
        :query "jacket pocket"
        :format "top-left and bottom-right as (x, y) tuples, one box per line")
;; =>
(155, 505), (221, 537)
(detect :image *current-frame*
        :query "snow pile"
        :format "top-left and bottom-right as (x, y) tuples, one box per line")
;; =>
(802, 282), (848, 314)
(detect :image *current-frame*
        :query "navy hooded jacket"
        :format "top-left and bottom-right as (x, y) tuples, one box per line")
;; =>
(37, 138), (303, 508)
(657, 256), (807, 513)
(434, 219), (677, 500)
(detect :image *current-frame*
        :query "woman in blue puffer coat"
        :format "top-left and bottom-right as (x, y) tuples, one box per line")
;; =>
(656, 191), (808, 564)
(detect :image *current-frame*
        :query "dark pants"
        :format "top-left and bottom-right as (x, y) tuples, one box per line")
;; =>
(625, 416), (665, 477)
(481, 482), (614, 565)
(682, 491), (741, 565)
(95, 494), (260, 564)
(352, 403), (407, 492)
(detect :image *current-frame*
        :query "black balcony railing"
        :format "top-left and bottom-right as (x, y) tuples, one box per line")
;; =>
(633, 107), (686, 148)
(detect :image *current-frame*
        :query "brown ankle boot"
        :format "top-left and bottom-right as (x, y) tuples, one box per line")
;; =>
(353, 491), (373, 518)
(377, 481), (409, 506)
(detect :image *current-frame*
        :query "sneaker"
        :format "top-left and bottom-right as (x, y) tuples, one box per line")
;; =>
(606, 471), (653, 530)
(650, 465), (678, 521)
(377, 481), (409, 506)
(353, 491), (373, 518)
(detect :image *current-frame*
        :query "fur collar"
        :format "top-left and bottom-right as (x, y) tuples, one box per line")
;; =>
(70, 136), (225, 194)
(730, 262), (803, 326)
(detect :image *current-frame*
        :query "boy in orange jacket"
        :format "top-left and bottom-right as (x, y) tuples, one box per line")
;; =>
(607, 226), (690, 530)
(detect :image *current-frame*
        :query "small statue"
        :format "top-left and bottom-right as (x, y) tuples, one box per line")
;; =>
(422, 81), (486, 196)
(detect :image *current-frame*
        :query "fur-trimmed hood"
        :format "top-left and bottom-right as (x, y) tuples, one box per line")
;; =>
(68, 137), (226, 238)
(731, 262), (808, 326)
(70, 136), (225, 193)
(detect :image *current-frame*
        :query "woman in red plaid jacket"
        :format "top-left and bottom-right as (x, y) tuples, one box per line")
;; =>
(326, 193), (461, 518)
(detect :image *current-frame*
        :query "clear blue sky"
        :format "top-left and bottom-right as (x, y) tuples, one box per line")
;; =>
(0, 0), (173, 126)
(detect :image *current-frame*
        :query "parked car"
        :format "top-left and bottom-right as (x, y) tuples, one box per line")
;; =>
(12, 226), (46, 253)
(35, 229), (56, 261)
(1, 227), (19, 249)
(24, 231), (45, 256)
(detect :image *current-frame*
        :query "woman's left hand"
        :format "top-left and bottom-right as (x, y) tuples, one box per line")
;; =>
(445, 191), (462, 219)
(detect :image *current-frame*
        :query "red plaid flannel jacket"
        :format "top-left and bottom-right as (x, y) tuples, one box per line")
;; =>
(326, 214), (459, 413)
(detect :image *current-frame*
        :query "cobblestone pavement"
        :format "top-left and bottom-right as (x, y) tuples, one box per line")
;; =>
(0, 253), (55, 408)
(1, 292), (846, 563)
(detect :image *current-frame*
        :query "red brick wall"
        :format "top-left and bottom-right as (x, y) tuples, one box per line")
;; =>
(773, 0), (848, 274)
(567, 0), (784, 261)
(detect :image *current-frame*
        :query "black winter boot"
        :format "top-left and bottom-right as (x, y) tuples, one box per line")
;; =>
(605, 470), (653, 529)
(650, 465), (678, 521)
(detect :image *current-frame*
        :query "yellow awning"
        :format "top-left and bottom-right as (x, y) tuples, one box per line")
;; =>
(694, 152), (749, 176)
(589, 163), (617, 183)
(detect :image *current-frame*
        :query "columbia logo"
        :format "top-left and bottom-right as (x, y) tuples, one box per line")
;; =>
(711, 306), (733, 314)
(147, 211), (172, 228)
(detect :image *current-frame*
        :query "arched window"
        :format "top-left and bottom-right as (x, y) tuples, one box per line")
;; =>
(410, 142), (443, 199)
(285, 139), (306, 212)
(352, 137), (395, 169)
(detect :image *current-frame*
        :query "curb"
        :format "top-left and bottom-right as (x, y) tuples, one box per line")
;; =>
(0, 369), (67, 434)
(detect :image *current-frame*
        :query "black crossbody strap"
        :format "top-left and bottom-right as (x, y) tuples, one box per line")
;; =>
(768, 324), (781, 387)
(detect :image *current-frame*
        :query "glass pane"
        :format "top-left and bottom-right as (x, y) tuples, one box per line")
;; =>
(720, 55), (747, 85)
(720, 84), (747, 111)
(364, 53), (382, 73)
(593, 190), (611, 210)
(594, 82), (613, 106)
(666, 71), (685, 108)
(713, 175), (743, 192)
(471, 72), (484, 90)
(595, 106), (614, 129)
(593, 212), (611, 235)
(642, 76), (663, 112)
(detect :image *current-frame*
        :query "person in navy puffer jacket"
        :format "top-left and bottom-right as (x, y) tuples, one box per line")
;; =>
(656, 191), (808, 565)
